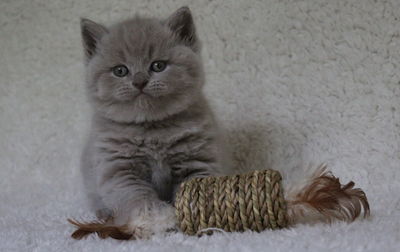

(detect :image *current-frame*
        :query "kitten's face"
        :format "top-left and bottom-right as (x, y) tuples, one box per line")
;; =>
(82, 7), (204, 123)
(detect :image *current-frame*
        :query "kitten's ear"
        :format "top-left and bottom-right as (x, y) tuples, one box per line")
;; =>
(80, 18), (108, 61)
(166, 6), (200, 52)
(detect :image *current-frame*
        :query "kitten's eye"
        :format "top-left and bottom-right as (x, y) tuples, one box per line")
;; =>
(112, 65), (129, 77)
(150, 61), (167, 72)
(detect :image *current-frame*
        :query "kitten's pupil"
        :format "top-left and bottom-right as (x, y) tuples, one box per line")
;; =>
(113, 65), (129, 77)
(150, 61), (167, 72)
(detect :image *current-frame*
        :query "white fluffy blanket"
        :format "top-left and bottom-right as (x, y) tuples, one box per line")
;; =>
(1, 0), (399, 251)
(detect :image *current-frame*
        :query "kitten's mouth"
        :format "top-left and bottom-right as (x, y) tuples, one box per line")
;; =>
(133, 91), (156, 101)
(133, 90), (167, 100)
(138, 91), (164, 98)
(136, 91), (149, 97)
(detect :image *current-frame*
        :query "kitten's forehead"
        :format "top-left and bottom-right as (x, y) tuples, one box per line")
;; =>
(103, 17), (174, 64)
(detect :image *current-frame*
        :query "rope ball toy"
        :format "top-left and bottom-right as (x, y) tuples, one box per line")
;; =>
(175, 169), (287, 235)
(69, 166), (370, 239)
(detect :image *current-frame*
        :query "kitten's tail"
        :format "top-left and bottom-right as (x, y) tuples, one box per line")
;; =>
(285, 164), (370, 225)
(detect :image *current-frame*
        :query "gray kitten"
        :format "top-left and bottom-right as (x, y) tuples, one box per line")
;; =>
(75, 7), (229, 239)
(71, 6), (370, 240)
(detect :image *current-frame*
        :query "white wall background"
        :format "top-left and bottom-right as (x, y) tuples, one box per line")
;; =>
(1, 0), (399, 251)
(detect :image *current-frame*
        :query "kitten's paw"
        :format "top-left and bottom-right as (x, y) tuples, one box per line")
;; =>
(126, 201), (177, 239)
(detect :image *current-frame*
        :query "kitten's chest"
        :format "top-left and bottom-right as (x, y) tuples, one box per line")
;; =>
(98, 128), (204, 202)
(98, 127), (201, 169)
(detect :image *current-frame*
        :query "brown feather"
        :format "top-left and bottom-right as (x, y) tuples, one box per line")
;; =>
(286, 165), (370, 225)
(67, 218), (134, 240)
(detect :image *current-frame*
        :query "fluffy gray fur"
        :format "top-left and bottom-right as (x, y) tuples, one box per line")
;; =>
(80, 7), (229, 237)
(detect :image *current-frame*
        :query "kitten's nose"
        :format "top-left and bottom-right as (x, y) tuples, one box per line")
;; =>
(132, 72), (148, 90)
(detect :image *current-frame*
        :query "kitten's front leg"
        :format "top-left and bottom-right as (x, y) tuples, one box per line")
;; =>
(171, 157), (222, 203)
(97, 161), (177, 239)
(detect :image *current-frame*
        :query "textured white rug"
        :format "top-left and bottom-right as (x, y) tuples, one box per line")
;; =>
(1, 0), (399, 251)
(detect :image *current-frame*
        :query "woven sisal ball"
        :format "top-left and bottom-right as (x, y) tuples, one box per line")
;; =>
(174, 169), (288, 235)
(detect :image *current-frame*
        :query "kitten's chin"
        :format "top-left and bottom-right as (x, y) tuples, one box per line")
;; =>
(96, 94), (200, 124)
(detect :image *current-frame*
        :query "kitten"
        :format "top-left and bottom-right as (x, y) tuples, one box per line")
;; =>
(70, 6), (369, 240)
(74, 7), (230, 239)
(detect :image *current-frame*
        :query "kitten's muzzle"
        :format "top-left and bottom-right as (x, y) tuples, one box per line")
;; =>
(132, 72), (149, 90)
